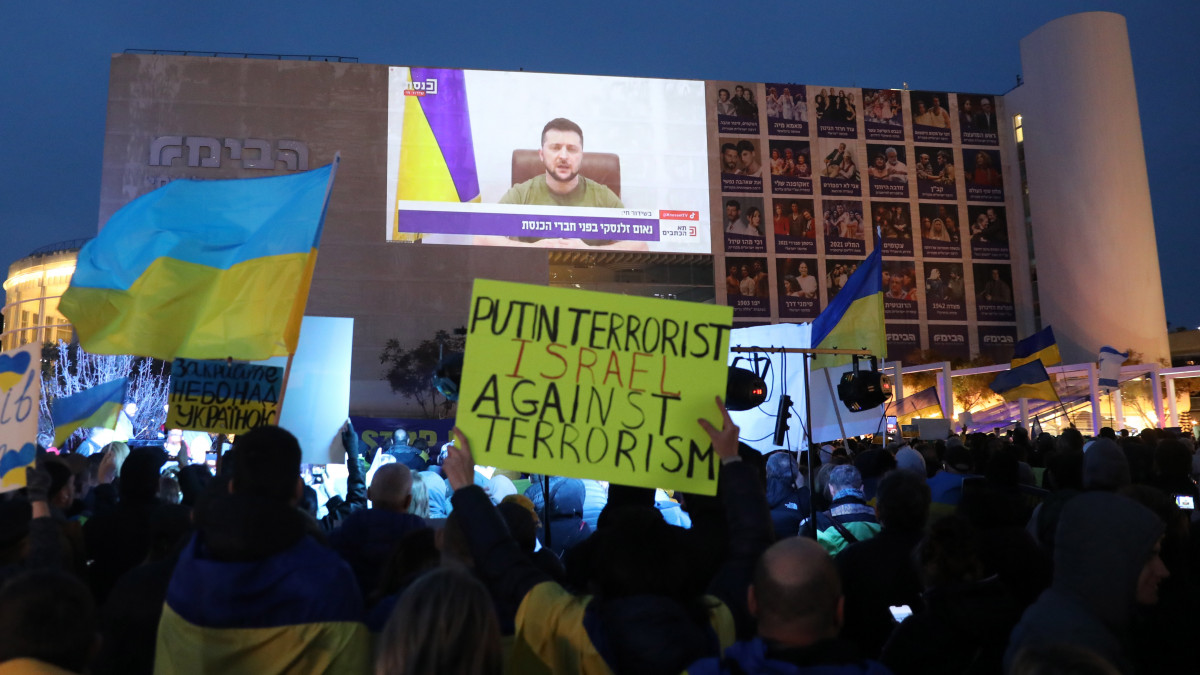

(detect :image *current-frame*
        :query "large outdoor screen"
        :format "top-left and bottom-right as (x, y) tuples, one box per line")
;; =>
(385, 67), (711, 253)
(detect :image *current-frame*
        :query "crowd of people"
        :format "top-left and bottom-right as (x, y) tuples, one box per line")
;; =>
(2, 405), (1198, 674)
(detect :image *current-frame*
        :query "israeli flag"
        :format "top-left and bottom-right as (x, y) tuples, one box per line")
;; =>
(1098, 346), (1129, 393)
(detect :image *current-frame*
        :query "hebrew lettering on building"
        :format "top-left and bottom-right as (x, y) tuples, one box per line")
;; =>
(149, 137), (309, 171)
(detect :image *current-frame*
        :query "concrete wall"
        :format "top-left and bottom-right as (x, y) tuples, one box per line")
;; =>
(101, 55), (547, 416)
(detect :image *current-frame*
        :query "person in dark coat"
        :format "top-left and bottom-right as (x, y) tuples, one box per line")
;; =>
(329, 462), (428, 600)
(766, 452), (809, 541)
(82, 447), (188, 605)
(881, 515), (1022, 675)
(385, 428), (429, 472)
(444, 400), (764, 674)
(835, 469), (930, 659)
(1004, 492), (1168, 673)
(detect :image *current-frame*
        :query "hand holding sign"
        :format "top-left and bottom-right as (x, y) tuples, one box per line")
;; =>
(697, 396), (740, 462)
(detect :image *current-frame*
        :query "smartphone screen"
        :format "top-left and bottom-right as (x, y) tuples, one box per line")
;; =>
(888, 605), (913, 622)
(1175, 495), (1195, 510)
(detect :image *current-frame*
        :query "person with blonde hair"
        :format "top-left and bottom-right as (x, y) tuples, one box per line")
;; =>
(407, 474), (430, 519)
(375, 566), (502, 675)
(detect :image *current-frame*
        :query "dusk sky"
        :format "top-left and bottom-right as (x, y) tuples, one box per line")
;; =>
(3, 1), (1197, 327)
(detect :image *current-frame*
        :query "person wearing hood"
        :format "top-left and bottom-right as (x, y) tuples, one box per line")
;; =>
(766, 452), (809, 541)
(1005, 491), (1169, 673)
(524, 476), (594, 557)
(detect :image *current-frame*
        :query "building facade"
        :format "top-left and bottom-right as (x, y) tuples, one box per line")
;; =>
(4, 11), (1166, 417)
(1, 241), (86, 352)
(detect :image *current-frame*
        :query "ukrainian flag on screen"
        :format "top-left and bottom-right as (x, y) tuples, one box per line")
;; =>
(887, 386), (941, 422)
(810, 245), (885, 370)
(1011, 326), (1061, 368)
(394, 67), (481, 240)
(51, 377), (128, 447)
(58, 161), (338, 362)
(154, 534), (370, 674)
(989, 360), (1059, 402)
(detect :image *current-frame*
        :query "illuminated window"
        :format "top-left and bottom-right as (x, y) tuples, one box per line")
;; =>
(1013, 114), (1024, 143)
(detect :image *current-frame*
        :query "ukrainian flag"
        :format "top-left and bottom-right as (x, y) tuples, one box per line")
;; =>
(51, 377), (128, 448)
(59, 160), (338, 362)
(155, 533), (370, 674)
(887, 386), (942, 423)
(1011, 326), (1061, 368)
(989, 360), (1060, 403)
(393, 67), (481, 241)
(810, 245), (885, 370)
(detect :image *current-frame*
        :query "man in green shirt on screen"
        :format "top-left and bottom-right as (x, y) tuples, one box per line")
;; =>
(500, 118), (625, 208)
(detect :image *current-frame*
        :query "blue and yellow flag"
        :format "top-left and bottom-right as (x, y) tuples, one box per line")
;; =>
(887, 386), (942, 423)
(1011, 326), (1061, 368)
(51, 377), (128, 447)
(393, 67), (481, 240)
(59, 160), (338, 361)
(155, 533), (370, 673)
(989, 360), (1059, 403)
(810, 245), (885, 370)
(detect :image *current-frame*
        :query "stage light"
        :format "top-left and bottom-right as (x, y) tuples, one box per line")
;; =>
(836, 358), (892, 412)
(726, 366), (767, 411)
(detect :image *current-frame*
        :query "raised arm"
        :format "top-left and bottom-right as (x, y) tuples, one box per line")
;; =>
(446, 429), (551, 607)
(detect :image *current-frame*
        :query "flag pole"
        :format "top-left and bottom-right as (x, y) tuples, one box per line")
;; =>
(823, 368), (850, 449)
(275, 352), (296, 424)
(803, 352), (817, 540)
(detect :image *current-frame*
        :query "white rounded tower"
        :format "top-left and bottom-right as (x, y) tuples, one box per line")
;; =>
(1006, 12), (1170, 364)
